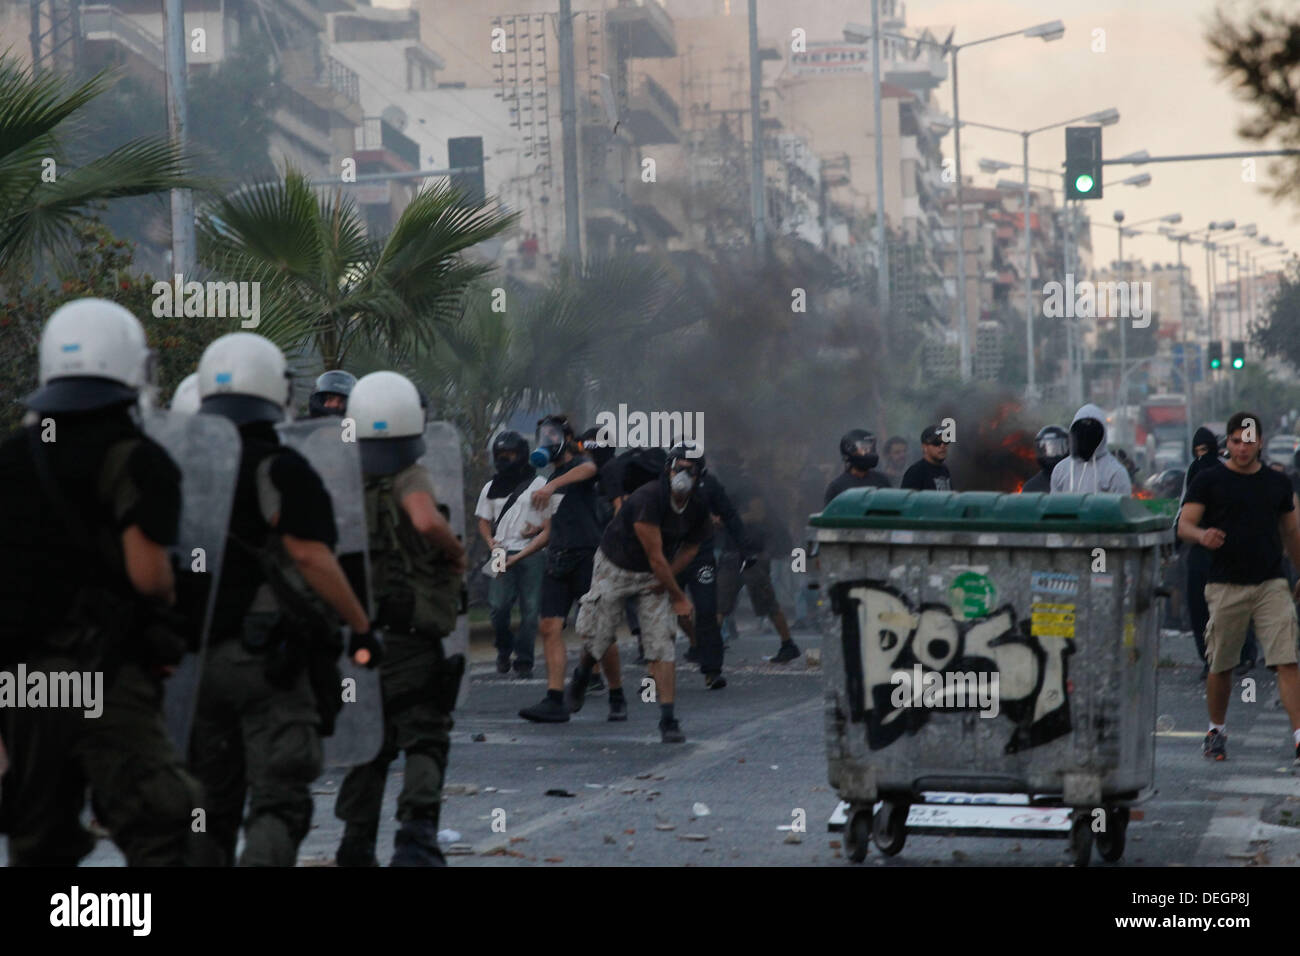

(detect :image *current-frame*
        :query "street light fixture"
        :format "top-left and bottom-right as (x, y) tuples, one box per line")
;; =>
(844, 19), (1067, 382)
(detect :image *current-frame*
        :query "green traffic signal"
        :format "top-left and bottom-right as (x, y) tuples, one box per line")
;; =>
(1210, 359), (1222, 369)
(1073, 173), (1095, 194)
(1232, 357), (1244, 369)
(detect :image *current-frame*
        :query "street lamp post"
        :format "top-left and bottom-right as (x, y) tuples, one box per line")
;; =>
(844, 19), (1065, 382)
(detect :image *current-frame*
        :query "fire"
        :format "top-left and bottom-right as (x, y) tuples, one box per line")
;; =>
(1132, 488), (1155, 500)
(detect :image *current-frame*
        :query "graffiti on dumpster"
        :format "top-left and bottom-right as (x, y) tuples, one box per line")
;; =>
(835, 581), (1074, 753)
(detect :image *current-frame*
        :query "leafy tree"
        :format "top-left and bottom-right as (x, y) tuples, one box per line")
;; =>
(0, 54), (195, 274)
(1251, 258), (1300, 370)
(0, 220), (223, 432)
(196, 169), (516, 370)
(1209, 7), (1300, 203)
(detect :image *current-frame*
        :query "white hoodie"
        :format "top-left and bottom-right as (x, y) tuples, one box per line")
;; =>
(1049, 402), (1133, 495)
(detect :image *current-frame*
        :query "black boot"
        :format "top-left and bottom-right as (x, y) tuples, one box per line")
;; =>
(391, 819), (446, 867)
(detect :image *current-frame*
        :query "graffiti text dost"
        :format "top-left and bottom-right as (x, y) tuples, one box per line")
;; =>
(835, 581), (1073, 752)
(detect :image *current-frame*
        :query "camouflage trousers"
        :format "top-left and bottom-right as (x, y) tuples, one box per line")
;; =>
(577, 549), (677, 662)
(2, 656), (200, 866)
(334, 634), (455, 864)
(188, 638), (323, 867)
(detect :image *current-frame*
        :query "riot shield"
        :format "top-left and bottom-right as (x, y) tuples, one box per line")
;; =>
(275, 418), (381, 767)
(420, 421), (470, 708)
(141, 409), (241, 753)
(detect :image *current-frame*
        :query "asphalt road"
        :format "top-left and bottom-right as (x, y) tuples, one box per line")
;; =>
(10, 614), (1300, 867)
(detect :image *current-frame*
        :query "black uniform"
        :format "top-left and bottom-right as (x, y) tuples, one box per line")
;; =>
(0, 412), (200, 866)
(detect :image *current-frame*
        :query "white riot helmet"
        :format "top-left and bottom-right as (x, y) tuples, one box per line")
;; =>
(348, 371), (427, 475)
(27, 298), (153, 412)
(170, 372), (200, 414)
(196, 332), (292, 425)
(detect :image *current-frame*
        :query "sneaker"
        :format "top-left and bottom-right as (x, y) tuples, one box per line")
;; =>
(1203, 729), (1227, 761)
(608, 696), (628, 721)
(704, 673), (727, 690)
(513, 663), (534, 680)
(768, 641), (802, 664)
(564, 666), (592, 714)
(519, 696), (570, 723)
(588, 672), (607, 695)
(659, 719), (686, 743)
(1234, 659), (1256, 677)
(496, 654), (512, 674)
(684, 646), (700, 664)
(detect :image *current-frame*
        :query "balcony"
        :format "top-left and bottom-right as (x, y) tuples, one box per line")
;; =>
(624, 74), (680, 144)
(81, 4), (164, 65)
(355, 117), (420, 171)
(606, 0), (675, 59)
(322, 56), (361, 107)
(585, 181), (638, 243)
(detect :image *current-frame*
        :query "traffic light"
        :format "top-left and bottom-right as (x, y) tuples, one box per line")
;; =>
(1230, 340), (1245, 370)
(448, 136), (485, 207)
(1208, 341), (1223, 370)
(1064, 127), (1103, 200)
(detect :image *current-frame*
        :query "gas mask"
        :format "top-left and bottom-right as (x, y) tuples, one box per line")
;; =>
(530, 423), (566, 468)
(1070, 418), (1105, 461)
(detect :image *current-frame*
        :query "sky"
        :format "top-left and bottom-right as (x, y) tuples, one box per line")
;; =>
(380, 0), (1299, 311)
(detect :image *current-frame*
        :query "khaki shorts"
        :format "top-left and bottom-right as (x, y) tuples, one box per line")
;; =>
(576, 549), (677, 663)
(1204, 578), (1299, 672)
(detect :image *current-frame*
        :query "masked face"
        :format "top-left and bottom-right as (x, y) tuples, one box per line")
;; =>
(670, 461), (698, 496)
(530, 424), (566, 468)
(846, 438), (878, 472)
(1070, 418), (1105, 461)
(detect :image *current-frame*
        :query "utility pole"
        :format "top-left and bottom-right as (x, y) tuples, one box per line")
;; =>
(163, 0), (194, 275)
(558, 0), (582, 265)
(748, 0), (766, 261)
(870, 0), (890, 317)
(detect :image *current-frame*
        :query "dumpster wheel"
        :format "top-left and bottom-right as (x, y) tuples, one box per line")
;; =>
(872, 800), (909, 856)
(1068, 812), (1093, 867)
(845, 808), (872, 863)
(1095, 807), (1129, 863)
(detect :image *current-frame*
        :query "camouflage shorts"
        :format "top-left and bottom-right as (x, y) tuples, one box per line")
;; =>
(577, 549), (677, 662)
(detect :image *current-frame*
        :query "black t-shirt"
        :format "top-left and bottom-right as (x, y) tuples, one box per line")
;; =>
(211, 424), (338, 638)
(1185, 464), (1296, 584)
(0, 415), (181, 646)
(824, 468), (891, 505)
(600, 479), (711, 572)
(546, 455), (603, 551)
(901, 459), (953, 491)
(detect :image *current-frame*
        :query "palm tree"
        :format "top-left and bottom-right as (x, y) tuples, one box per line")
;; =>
(196, 169), (516, 369)
(0, 55), (194, 274)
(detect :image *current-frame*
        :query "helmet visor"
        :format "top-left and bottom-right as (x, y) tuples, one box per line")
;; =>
(1037, 435), (1068, 460)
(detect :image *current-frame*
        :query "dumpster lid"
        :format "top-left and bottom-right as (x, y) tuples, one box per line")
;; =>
(810, 489), (1177, 533)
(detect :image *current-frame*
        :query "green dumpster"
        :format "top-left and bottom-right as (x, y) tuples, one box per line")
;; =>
(811, 489), (1175, 864)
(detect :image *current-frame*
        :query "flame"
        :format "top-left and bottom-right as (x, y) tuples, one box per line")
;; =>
(1132, 488), (1155, 500)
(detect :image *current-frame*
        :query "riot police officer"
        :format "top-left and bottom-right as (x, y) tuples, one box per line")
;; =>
(333, 371), (468, 866)
(308, 370), (357, 418)
(0, 298), (200, 866)
(188, 333), (377, 867)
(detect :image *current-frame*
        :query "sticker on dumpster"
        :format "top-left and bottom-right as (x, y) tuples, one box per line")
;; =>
(949, 571), (996, 620)
(1031, 571), (1078, 596)
(837, 580), (1074, 754)
(1031, 602), (1076, 638)
(1093, 573), (1114, 589)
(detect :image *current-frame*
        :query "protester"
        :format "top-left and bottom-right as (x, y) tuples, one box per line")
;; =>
(901, 424), (954, 491)
(1178, 411), (1300, 763)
